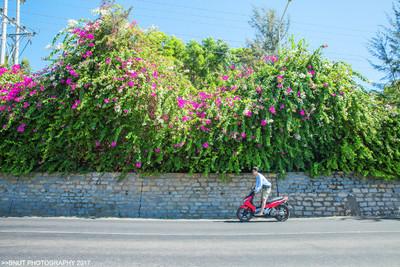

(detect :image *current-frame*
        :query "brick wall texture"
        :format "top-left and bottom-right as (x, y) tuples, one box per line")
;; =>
(0, 172), (399, 218)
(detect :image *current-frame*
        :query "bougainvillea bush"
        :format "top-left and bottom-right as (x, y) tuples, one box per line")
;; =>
(0, 4), (399, 179)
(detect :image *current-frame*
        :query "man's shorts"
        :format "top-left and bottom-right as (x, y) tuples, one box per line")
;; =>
(261, 185), (271, 199)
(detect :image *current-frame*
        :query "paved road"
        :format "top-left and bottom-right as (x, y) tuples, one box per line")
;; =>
(0, 216), (399, 267)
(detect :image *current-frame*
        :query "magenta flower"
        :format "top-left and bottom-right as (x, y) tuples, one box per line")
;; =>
(323, 82), (329, 88)
(153, 71), (159, 79)
(297, 91), (301, 98)
(202, 142), (209, 149)
(69, 69), (79, 77)
(215, 97), (222, 107)
(269, 106), (276, 115)
(23, 102), (30, 109)
(261, 120), (267, 126)
(331, 93), (336, 97)
(286, 87), (292, 94)
(244, 110), (252, 117)
(222, 75), (229, 81)
(17, 123), (26, 133)
(154, 148), (161, 153)
(182, 116), (189, 122)
(66, 78), (72, 85)
(95, 140), (101, 148)
(71, 99), (81, 109)
(86, 33), (94, 39)
(256, 86), (262, 94)
(280, 104), (285, 110)
(104, 98), (110, 104)
(135, 161), (142, 168)
(205, 119), (212, 125)
(111, 141), (117, 147)
(264, 55), (278, 63)
(241, 132), (247, 139)
(88, 43), (95, 47)
(299, 109), (305, 116)
(105, 58), (111, 64)
(177, 97), (186, 108)
(128, 81), (134, 87)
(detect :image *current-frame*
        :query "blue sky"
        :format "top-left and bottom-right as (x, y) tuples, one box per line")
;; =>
(1, 0), (394, 84)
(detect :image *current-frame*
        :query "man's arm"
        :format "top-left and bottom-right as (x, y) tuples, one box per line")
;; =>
(254, 175), (261, 193)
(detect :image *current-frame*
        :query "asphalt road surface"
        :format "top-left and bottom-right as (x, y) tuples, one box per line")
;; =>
(0, 216), (399, 267)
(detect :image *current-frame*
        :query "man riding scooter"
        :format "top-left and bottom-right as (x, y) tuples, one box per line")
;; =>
(252, 167), (272, 216)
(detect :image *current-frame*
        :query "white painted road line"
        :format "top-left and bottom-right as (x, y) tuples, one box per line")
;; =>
(1, 230), (400, 236)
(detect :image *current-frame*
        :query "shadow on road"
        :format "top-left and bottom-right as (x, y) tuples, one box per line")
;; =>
(222, 220), (277, 223)
(339, 216), (400, 222)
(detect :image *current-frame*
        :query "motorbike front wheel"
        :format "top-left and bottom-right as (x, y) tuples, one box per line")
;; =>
(275, 204), (290, 222)
(236, 207), (253, 222)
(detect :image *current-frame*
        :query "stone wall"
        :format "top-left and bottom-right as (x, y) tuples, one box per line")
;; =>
(0, 172), (399, 218)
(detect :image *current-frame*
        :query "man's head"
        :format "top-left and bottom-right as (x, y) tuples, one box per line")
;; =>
(252, 166), (259, 176)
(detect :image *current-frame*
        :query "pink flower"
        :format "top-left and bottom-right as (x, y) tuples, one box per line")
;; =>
(297, 91), (301, 98)
(153, 71), (159, 79)
(323, 82), (329, 88)
(111, 141), (117, 147)
(177, 97), (186, 108)
(331, 93), (336, 97)
(23, 102), (30, 109)
(88, 43), (95, 47)
(182, 116), (189, 122)
(269, 106), (276, 115)
(11, 64), (21, 73)
(105, 58), (111, 64)
(244, 110), (252, 117)
(286, 87), (292, 94)
(198, 92), (211, 100)
(264, 55), (278, 63)
(69, 69), (79, 77)
(256, 86), (262, 94)
(277, 83), (283, 88)
(241, 132), (247, 139)
(215, 97), (221, 107)
(128, 81), (134, 87)
(95, 140), (101, 148)
(261, 120), (267, 126)
(123, 109), (129, 114)
(222, 75), (229, 81)
(135, 161), (142, 168)
(202, 142), (209, 149)
(86, 33), (94, 39)
(104, 98), (110, 104)
(205, 119), (212, 125)
(280, 104), (285, 110)
(72, 99), (81, 109)
(299, 109), (305, 116)
(66, 78), (72, 85)
(17, 123), (26, 133)
(154, 148), (161, 153)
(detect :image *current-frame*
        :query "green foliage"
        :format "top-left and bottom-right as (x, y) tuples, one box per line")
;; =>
(0, 4), (399, 180)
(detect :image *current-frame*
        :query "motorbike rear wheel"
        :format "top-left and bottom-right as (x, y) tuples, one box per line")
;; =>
(236, 207), (253, 222)
(275, 204), (290, 222)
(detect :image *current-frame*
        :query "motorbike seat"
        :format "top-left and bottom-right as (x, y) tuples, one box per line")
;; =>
(267, 196), (284, 203)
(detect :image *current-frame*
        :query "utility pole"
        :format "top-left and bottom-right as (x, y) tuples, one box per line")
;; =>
(14, 0), (20, 64)
(1, 0), (8, 65)
(276, 0), (292, 52)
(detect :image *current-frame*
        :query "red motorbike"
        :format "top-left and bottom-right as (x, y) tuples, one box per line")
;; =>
(237, 188), (290, 222)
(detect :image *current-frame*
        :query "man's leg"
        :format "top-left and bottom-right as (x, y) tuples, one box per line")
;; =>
(256, 189), (268, 216)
